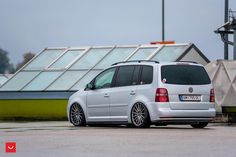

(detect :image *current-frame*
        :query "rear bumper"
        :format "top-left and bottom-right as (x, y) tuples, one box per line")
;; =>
(158, 108), (216, 118)
(147, 102), (216, 122)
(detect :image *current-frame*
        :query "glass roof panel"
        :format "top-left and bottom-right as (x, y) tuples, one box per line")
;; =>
(22, 71), (62, 91)
(94, 47), (136, 69)
(0, 76), (8, 86)
(0, 45), (193, 92)
(71, 70), (101, 90)
(49, 49), (84, 69)
(151, 45), (187, 61)
(0, 71), (40, 91)
(25, 49), (65, 70)
(46, 70), (87, 91)
(128, 48), (157, 60)
(70, 48), (111, 70)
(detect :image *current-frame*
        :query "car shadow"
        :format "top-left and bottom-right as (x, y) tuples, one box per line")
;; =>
(73, 124), (215, 130)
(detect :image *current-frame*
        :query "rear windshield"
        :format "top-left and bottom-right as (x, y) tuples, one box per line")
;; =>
(161, 65), (211, 85)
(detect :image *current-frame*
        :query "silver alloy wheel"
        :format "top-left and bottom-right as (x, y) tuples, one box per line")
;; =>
(70, 103), (85, 126)
(131, 102), (147, 127)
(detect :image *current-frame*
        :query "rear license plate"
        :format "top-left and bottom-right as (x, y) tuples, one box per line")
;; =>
(179, 95), (201, 102)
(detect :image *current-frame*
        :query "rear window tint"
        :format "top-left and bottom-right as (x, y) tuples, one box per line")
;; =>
(161, 65), (211, 85)
(140, 66), (153, 84)
(115, 66), (135, 87)
(131, 66), (141, 85)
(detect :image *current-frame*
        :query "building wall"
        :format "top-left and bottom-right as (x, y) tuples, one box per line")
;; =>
(0, 99), (68, 120)
(205, 60), (236, 113)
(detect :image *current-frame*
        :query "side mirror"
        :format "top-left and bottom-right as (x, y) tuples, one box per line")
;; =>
(85, 83), (94, 90)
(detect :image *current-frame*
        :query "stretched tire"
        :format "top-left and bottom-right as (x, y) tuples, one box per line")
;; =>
(191, 122), (208, 128)
(131, 102), (150, 128)
(70, 103), (86, 126)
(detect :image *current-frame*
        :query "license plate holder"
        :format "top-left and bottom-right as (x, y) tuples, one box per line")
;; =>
(179, 95), (201, 102)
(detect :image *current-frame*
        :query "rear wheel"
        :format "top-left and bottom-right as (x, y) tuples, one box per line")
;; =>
(131, 102), (150, 128)
(191, 122), (208, 128)
(70, 103), (86, 126)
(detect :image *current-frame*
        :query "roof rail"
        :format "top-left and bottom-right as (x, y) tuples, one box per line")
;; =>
(176, 61), (198, 64)
(111, 60), (159, 66)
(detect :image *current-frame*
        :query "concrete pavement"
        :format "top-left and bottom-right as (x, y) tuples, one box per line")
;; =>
(1, 122), (236, 157)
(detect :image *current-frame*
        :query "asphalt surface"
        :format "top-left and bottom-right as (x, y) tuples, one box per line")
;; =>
(1, 122), (236, 157)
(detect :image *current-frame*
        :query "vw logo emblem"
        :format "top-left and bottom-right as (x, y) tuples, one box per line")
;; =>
(189, 87), (193, 93)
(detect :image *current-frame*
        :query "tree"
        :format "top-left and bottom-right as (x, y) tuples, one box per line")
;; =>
(0, 48), (11, 73)
(16, 52), (35, 70)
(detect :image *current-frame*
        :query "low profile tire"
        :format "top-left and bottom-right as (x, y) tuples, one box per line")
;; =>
(191, 122), (208, 128)
(70, 103), (86, 126)
(131, 102), (150, 128)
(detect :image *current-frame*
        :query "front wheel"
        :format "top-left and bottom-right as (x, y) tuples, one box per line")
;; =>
(131, 102), (150, 128)
(191, 122), (208, 128)
(70, 103), (86, 126)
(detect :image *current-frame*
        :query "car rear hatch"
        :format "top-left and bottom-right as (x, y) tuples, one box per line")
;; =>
(160, 64), (212, 110)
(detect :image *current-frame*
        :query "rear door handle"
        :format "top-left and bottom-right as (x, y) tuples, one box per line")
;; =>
(130, 91), (136, 95)
(104, 93), (109, 98)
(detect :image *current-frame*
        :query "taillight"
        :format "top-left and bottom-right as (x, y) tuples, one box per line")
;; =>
(156, 88), (169, 102)
(210, 88), (215, 102)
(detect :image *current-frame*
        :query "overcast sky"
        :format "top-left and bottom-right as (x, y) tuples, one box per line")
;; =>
(0, 0), (236, 64)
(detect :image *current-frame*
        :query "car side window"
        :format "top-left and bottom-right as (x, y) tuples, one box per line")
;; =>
(140, 66), (153, 84)
(114, 65), (135, 87)
(131, 66), (141, 85)
(94, 68), (116, 89)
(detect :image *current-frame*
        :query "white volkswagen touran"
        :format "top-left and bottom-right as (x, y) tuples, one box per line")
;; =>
(67, 61), (216, 128)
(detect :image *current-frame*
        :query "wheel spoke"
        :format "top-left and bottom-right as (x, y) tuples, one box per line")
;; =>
(70, 103), (84, 126)
(131, 103), (148, 127)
